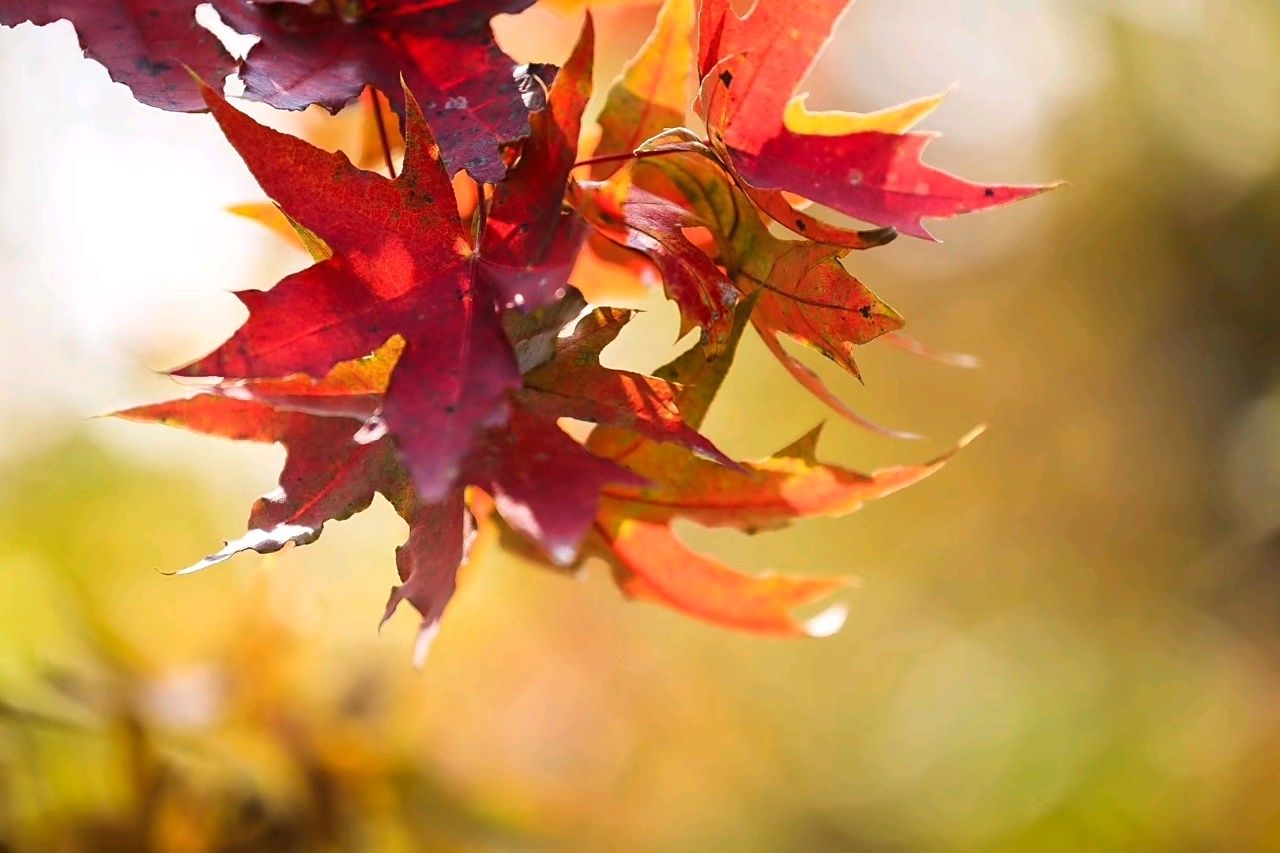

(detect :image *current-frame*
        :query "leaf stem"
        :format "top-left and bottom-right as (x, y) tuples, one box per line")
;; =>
(368, 88), (396, 179)
(473, 177), (487, 248)
(570, 146), (691, 171)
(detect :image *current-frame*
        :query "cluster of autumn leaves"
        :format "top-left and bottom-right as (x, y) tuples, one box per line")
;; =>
(2, 0), (1049, 658)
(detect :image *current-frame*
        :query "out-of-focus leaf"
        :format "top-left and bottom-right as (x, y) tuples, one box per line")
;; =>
(590, 0), (694, 179)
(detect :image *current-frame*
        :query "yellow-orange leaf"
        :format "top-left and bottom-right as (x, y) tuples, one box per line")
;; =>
(591, 0), (694, 179)
(597, 516), (849, 637)
(782, 88), (950, 136)
(598, 424), (979, 531)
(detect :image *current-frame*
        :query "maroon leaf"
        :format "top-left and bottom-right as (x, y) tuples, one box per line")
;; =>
(381, 488), (473, 665)
(174, 79), (520, 503)
(0, 0), (234, 111)
(210, 0), (549, 181)
(479, 15), (593, 309)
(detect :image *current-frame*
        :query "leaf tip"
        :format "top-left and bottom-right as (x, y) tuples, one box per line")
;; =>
(957, 423), (987, 448)
(803, 602), (848, 638)
(412, 620), (441, 669)
(549, 543), (580, 567)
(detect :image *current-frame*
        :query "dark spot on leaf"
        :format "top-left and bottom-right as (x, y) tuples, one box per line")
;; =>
(719, 70), (733, 88)
(795, 219), (807, 232)
(984, 187), (996, 197)
(858, 305), (873, 319)
(135, 57), (174, 75)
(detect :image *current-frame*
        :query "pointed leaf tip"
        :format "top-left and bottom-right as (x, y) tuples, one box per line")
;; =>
(803, 603), (848, 638)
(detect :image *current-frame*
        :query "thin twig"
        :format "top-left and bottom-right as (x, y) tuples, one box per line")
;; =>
(472, 177), (487, 247)
(368, 88), (396, 179)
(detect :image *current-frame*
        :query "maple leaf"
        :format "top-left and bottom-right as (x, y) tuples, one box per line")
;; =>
(0, 0), (234, 111)
(570, 179), (741, 355)
(478, 16), (594, 309)
(576, 147), (914, 437)
(210, 0), (551, 181)
(175, 78), (521, 504)
(695, 0), (1054, 240)
(580, 305), (976, 634)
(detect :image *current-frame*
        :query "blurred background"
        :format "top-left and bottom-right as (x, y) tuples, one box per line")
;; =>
(1, 0), (1278, 849)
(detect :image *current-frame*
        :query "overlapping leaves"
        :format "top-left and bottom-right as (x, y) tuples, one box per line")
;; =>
(0, 0), (550, 179)
(2, 0), (1054, 657)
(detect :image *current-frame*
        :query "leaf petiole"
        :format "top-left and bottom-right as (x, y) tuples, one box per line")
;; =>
(368, 88), (397, 179)
(570, 144), (700, 172)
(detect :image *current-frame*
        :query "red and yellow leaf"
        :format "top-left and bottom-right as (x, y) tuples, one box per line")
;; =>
(590, 0), (694, 178)
(695, 0), (1055, 240)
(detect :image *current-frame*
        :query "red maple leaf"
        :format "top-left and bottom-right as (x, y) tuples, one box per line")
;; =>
(174, 16), (618, 508)
(210, 0), (550, 181)
(695, 0), (1054, 240)
(478, 16), (593, 309)
(174, 77), (526, 504)
(0, 0), (234, 111)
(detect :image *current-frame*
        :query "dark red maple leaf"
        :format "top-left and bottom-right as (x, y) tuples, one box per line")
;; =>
(210, 0), (550, 181)
(174, 77), (520, 504)
(478, 16), (593, 309)
(0, 0), (234, 111)
(173, 14), (614, 504)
